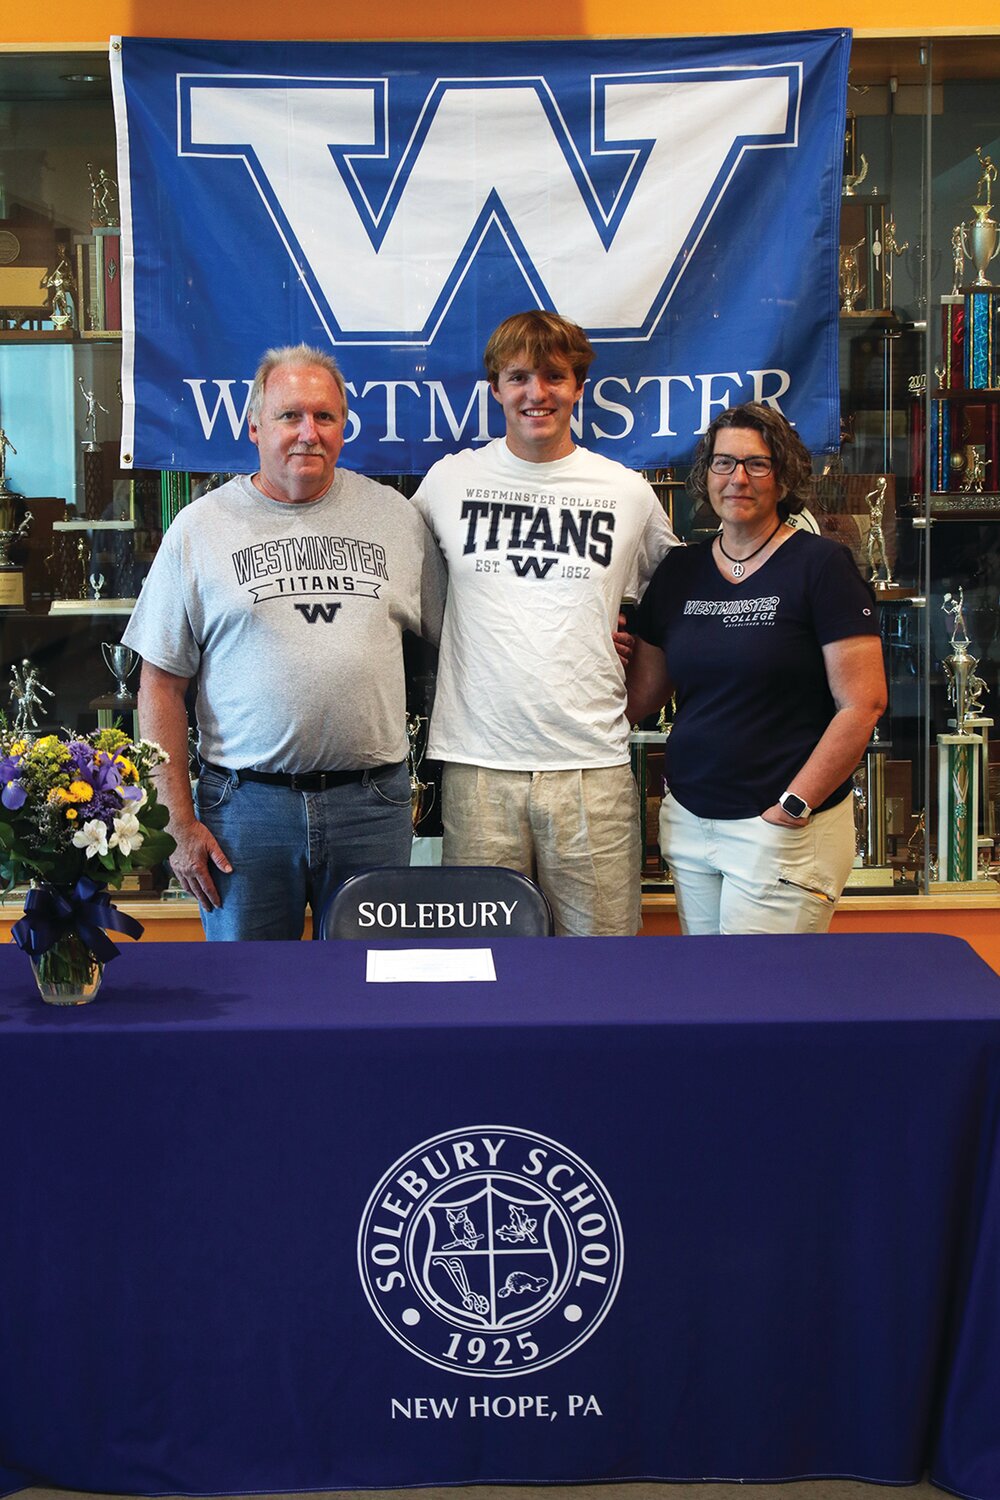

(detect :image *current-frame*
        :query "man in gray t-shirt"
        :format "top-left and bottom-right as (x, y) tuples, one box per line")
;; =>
(123, 344), (445, 941)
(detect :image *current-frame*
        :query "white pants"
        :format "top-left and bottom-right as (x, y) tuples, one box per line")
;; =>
(659, 790), (856, 936)
(442, 762), (641, 937)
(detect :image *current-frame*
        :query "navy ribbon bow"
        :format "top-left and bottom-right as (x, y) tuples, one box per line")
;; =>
(12, 876), (144, 963)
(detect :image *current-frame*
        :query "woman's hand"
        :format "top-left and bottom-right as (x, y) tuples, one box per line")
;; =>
(760, 803), (809, 827)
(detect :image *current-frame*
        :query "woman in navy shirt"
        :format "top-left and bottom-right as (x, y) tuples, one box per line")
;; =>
(627, 403), (886, 935)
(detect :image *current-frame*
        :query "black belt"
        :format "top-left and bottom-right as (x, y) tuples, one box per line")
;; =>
(200, 760), (376, 792)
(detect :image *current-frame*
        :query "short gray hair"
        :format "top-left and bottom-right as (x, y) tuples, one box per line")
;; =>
(248, 344), (348, 423)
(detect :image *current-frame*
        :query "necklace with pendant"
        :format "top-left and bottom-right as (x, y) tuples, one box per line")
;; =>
(717, 519), (783, 578)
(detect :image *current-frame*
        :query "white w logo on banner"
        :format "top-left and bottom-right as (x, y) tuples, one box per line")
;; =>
(180, 69), (798, 345)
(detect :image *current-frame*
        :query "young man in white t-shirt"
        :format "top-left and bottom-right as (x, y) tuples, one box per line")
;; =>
(413, 311), (679, 936)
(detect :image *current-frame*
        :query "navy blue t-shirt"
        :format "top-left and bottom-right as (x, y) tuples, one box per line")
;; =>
(633, 531), (880, 818)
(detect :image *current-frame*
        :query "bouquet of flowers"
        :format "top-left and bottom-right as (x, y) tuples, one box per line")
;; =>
(0, 725), (176, 993)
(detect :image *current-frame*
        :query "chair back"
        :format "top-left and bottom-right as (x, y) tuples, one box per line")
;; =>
(318, 866), (554, 940)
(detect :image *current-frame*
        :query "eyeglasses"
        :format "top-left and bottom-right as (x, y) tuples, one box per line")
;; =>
(709, 453), (774, 477)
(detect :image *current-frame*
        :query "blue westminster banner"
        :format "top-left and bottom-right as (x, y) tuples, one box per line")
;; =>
(112, 31), (850, 476)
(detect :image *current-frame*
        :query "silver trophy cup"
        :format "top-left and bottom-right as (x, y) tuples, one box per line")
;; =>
(102, 641), (139, 702)
(961, 211), (1000, 287)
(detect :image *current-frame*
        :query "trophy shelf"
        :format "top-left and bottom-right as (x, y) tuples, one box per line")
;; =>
(48, 598), (137, 613)
(52, 519), (135, 532)
(0, 329), (76, 344)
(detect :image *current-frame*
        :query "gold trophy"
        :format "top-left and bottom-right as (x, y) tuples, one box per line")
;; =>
(406, 714), (435, 830)
(842, 154), (869, 197)
(41, 244), (77, 332)
(839, 237), (866, 312)
(864, 476), (916, 599)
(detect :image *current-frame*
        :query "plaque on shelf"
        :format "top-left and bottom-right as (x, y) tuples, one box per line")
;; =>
(0, 212), (74, 337)
(49, 597), (138, 614)
(928, 493), (1000, 517)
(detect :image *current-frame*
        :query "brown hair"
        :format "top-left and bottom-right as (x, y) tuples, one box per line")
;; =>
(687, 402), (813, 518)
(483, 311), (595, 388)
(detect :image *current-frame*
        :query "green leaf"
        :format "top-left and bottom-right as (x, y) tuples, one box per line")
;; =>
(133, 830), (176, 866)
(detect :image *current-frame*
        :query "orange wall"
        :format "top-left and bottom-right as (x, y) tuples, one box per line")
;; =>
(642, 905), (1000, 974)
(6, 0), (1000, 46)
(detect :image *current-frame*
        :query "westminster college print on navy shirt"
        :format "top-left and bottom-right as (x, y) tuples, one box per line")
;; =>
(634, 531), (880, 819)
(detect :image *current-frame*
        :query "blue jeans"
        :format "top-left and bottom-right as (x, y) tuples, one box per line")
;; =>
(195, 762), (413, 940)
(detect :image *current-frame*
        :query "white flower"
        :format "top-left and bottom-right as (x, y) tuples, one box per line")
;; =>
(109, 810), (144, 856)
(72, 819), (110, 859)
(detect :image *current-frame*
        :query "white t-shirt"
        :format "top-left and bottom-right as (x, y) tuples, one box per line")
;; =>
(413, 438), (679, 770)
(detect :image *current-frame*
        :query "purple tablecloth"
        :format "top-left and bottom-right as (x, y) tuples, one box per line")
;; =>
(1, 932), (998, 1497)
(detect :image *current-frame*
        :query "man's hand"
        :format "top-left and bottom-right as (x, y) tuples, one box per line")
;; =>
(614, 610), (635, 668)
(168, 819), (233, 909)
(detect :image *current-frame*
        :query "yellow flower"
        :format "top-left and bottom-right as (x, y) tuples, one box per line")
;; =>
(48, 787), (73, 805)
(67, 780), (94, 803)
(95, 727), (129, 753)
(114, 756), (139, 782)
(65, 808), (78, 820)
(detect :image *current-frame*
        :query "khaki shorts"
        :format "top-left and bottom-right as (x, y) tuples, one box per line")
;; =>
(441, 762), (641, 937)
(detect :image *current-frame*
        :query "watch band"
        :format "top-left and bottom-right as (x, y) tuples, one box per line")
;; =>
(779, 791), (812, 820)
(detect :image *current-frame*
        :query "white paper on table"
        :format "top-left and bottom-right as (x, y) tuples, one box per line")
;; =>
(366, 948), (497, 983)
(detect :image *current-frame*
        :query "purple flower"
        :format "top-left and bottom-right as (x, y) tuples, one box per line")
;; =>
(0, 753), (25, 811)
(90, 751), (124, 793)
(1, 780), (26, 811)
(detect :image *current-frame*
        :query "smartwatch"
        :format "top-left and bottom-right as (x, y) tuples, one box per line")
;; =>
(778, 791), (812, 821)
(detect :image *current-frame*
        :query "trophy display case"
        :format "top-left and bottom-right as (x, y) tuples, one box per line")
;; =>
(2, 40), (1000, 918)
(821, 36), (1000, 894)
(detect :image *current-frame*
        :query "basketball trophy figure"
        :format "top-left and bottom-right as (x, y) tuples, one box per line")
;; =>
(866, 477), (891, 587)
(9, 660), (53, 734)
(87, 162), (120, 228)
(41, 246), (76, 330)
(863, 476), (913, 599)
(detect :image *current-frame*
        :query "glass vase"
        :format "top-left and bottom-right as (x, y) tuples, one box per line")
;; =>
(30, 932), (104, 1005)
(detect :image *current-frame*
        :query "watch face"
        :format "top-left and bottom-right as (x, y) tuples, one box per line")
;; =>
(781, 793), (808, 818)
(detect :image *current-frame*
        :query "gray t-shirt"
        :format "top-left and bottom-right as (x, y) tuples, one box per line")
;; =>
(123, 471), (445, 772)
